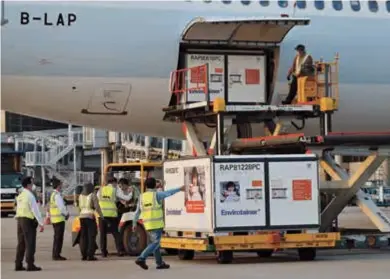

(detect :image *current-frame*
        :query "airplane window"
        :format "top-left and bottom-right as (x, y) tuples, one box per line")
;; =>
(350, 1), (360, 11)
(204, 0), (212, 3)
(259, 0), (269, 7)
(332, 0), (343, 11)
(387, 1), (390, 12)
(314, 0), (325, 10)
(368, 0), (378, 12)
(241, 0), (251, 5)
(296, 0), (306, 9)
(222, 0), (232, 4)
(278, 0), (288, 8)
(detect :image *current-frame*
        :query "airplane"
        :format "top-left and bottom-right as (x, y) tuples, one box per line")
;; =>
(2, 0), (390, 142)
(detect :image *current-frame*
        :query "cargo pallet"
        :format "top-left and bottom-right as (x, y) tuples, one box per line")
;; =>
(162, 231), (339, 263)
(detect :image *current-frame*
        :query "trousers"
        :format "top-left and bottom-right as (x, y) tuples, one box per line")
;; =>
(137, 229), (163, 266)
(284, 75), (298, 104)
(52, 221), (65, 258)
(15, 217), (37, 267)
(79, 218), (97, 259)
(99, 217), (124, 254)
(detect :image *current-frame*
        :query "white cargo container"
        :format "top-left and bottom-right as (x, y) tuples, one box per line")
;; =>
(163, 154), (320, 233)
(184, 53), (266, 104)
(185, 54), (225, 103)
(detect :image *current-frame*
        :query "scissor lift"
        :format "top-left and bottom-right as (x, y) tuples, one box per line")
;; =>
(162, 55), (390, 255)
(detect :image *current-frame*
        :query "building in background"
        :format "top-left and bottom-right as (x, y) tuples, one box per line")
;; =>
(1, 110), (71, 133)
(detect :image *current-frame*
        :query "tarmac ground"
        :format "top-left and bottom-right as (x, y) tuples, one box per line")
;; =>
(2, 206), (390, 279)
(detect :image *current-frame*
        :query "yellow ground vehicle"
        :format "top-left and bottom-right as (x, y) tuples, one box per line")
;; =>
(71, 162), (164, 255)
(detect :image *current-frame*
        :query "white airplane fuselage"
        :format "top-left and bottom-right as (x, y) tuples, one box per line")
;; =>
(2, 1), (390, 139)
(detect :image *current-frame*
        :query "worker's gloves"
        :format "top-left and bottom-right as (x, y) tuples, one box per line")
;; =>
(287, 75), (291, 81)
(65, 214), (70, 221)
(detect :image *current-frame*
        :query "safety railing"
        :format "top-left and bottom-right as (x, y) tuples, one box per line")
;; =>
(25, 150), (57, 166)
(169, 64), (209, 104)
(24, 144), (74, 167)
(297, 53), (339, 109)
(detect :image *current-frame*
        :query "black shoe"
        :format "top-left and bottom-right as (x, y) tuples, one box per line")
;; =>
(118, 251), (125, 257)
(135, 259), (148, 270)
(281, 100), (289, 105)
(87, 256), (98, 261)
(53, 256), (67, 261)
(101, 251), (108, 258)
(82, 257), (87, 261)
(27, 265), (42, 272)
(15, 266), (26, 271)
(156, 262), (170, 270)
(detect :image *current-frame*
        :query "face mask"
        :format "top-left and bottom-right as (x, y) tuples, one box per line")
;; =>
(32, 184), (37, 191)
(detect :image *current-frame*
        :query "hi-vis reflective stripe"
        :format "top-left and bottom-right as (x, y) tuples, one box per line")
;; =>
(295, 54), (309, 75)
(143, 217), (164, 223)
(101, 208), (116, 211)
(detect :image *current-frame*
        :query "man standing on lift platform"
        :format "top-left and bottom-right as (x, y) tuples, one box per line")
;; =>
(282, 44), (315, 105)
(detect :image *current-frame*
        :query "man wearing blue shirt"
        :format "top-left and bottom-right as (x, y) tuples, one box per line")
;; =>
(133, 178), (184, 270)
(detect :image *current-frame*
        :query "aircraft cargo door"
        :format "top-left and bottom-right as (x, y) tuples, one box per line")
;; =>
(227, 55), (266, 103)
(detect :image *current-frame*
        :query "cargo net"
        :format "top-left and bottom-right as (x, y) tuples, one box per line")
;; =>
(169, 64), (209, 104)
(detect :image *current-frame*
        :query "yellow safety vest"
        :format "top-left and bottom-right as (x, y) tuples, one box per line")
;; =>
(140, 192), (164, 231)
(295, 53), (310, 76)
(49, 191), (65, 223)
(98, 185), (117, 217)
(15, 190), (34, 219)
(79, 194), (94, 216)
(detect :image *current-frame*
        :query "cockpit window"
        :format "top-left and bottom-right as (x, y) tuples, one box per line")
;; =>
(222, 0), (231, 3)
(278, 0), (288, 8)
(332, 0), (343, 11)
(387, 1), (390, 12)
(314, 0), (325, 10)
(368, 0), (378, 12)
(350, 1), (360, 11)
(241, 0), (251, 5)
(296, 0), (306, 9)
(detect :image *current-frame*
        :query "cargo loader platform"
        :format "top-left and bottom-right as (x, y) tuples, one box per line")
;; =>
(157, 23), (390, 263)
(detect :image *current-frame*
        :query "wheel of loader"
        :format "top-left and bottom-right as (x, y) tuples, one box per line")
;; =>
(256, 249), (273, 258)
(298, 248), (316, 261)
(178, 249), (195, 260)
(122, 223), (147, 256)
(165, 248), (179, 255)
(216, 251), (233, 264)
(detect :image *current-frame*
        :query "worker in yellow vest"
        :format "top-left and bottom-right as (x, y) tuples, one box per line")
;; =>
(15, 176), (44, 272)
(133, 177), (185, 270)
(49, 178), (69, 261)
(79, 182), (104, 261)
(97, 176), (132, 257)
(282, 44), (315, 105)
